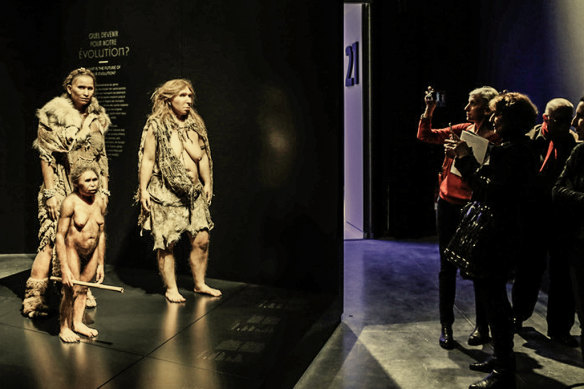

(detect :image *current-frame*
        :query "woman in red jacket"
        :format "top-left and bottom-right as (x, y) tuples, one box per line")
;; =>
(417, 85), (499, 349)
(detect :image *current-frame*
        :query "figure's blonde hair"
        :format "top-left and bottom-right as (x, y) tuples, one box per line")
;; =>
(62, 67), (96, 92)
(150, 79), (197, 122)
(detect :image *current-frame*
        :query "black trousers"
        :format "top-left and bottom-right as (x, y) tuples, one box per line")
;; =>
(570, 255), (584, 337)
(512, 236), (547, 322)
(436, 198), (488, 329)
(511, 203), (554, 323)
(474, 277), (515, 368)
(546, 240), (575, 337)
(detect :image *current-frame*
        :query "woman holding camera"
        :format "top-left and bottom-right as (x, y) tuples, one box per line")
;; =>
(417, 85), (499, 349)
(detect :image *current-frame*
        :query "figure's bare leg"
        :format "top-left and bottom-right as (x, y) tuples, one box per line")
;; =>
(73, 250), (100, 337)
(30, 244), (52, 279)
(189, 231), (221, 297)
(22, 245), (52, 318)
(72, 286), (98, 338)
(87, 233), (105, 308)
(157, 246), (186, 303)
(59, 286), (79, 343)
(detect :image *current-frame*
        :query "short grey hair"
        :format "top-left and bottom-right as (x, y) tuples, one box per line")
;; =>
(544, 97), (573, 117)
(469, 86), (499, 106)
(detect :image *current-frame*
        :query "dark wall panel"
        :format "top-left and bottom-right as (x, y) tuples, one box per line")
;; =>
(369, 1), (562, 239)
(478, 1), (550, 111)
(370, 1), (483, 238)
(0, 3), (64, 252)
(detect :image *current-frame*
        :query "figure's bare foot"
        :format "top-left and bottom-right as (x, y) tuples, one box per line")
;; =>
(165, 289), (186, 303)
(194, 284), (222, 297)
(59, 328), (80, 343)
(73, 322), (98, 338)
(85, 289), (97, 308)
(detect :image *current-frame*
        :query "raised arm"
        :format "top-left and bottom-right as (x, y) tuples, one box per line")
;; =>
(417, 86), (473, 144)
(418, 120), (469, 145)
(422, 86), (438, 119)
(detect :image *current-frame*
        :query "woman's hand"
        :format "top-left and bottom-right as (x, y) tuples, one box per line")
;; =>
(46, 196), (59, 221)
(95, 264), (104, 284)
(423, 86), (437, 116)
(203, 184), (213, 205)
(61, 267), (75, 288)
(141, 191), (151, 212)
(444, 132), (472, 158)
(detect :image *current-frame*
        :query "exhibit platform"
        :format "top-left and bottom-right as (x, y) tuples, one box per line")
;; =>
(0, 262), (339, 389)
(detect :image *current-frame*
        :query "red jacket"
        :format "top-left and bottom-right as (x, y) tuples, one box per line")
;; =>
(418, 117), (500, 204)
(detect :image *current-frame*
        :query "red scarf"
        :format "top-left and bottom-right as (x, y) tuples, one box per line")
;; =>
(539, 121), (557, 172)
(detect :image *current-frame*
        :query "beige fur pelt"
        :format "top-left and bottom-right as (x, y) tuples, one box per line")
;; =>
(22, 277), (49, 318)
(33, 96), (110, 162)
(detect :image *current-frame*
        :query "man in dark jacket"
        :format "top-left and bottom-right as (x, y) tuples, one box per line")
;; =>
(552, 95), (584, 363)
(516, 98), (578, 347)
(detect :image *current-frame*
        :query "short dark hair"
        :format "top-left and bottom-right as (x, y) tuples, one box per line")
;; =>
(489, 92), (538, 136)
(70, 164), (100, 191)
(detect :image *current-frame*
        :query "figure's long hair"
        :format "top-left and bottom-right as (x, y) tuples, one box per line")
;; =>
(150, 79), (197, 123)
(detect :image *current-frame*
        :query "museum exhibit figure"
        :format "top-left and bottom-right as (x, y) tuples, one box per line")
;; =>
(22, 68), (110, 318)
(56, 165), (106, 343)
(138, 78), (221, 302)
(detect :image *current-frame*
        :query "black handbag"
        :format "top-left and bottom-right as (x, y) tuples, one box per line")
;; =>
(444, 200), (495, 279)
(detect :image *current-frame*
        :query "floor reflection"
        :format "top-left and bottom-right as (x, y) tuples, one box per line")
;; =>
(23, 319), (112, 389)
(2, 269), (335, 388)
(136, 295), (221, 388)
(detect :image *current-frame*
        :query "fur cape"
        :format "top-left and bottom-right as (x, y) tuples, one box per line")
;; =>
(33, 95), (110, 163)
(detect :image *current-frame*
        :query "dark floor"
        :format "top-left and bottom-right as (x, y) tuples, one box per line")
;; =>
(3, 238), (584, 389)
(0, 262), (337, 389)
(296, 238), (584, 389)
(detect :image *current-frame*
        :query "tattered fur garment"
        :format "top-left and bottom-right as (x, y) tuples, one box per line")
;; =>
(21, 277), (49, 318)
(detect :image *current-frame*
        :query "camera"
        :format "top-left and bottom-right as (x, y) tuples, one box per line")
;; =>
(429, 90), (446, 107)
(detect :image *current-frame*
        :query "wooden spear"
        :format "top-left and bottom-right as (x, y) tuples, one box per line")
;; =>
(50, 276), (124, 293)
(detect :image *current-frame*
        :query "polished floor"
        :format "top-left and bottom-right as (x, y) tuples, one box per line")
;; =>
(0, 253), (35, 279)
(296, 238), (584, 389)
(0, 261), (336, 388)
(3, 238), (584, 389)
